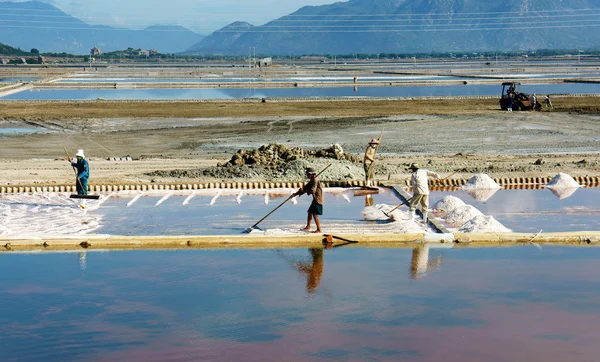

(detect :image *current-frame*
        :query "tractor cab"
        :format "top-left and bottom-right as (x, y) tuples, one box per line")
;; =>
(499, 82), (538, 111)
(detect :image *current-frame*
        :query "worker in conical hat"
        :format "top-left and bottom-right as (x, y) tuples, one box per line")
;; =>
(408, 163), (440, 224)
(70, 149), (89, 196)
(293, 167), (324, 233)
(363, 137), (381, 186)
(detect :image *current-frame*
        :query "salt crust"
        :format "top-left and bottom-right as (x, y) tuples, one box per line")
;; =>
(433, 196), (466, 216)
(462, 173), (501, 190)
(0, 193), (101, 236)
(546, 173), (580, 188)
(458, 215), (512, 233)
(444, 205), (484, 228)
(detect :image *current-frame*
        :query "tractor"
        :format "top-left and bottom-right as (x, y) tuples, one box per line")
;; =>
(499, 82), (541, 111)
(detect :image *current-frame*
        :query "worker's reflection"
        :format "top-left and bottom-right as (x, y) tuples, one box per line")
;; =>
(78, 251), (87, 271)
(365, 195), (374, 207)
(409, 245), (443, 280)
(292, 248), (324, 293)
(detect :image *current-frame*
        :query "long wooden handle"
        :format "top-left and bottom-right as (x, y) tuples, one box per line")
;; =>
(386, 198), (412, 215)
(251, 195), (294, 229)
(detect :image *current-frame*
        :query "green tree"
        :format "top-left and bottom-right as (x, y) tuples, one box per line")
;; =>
(30, 48), (39, 54)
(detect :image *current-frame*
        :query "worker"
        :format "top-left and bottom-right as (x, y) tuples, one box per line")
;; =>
(543, 95), (553, 109)
(408, 163), (440, 224)
(363, 138), (380, 186)
(70, 149), (89, 196)
(294, 167), (324, 233)
(507, 93), (513, 112)
(530, 93), (537, 111)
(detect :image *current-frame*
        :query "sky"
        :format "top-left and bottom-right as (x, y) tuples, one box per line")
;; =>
(13, 0), (342, 34)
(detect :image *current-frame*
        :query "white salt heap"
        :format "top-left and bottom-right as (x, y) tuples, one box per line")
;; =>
(362, 204), (392, 221)
(458, 215), (512, 233)
(433, 196), (466, 216)
(444, 205), (484, 228)
(546, 173), (580, 188)
(462, 173), (501, 190)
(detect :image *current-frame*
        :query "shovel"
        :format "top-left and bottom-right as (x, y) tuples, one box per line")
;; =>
(243, 164), (332, 233)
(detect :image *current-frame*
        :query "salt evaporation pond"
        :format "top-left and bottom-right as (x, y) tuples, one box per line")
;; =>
(55, 75), (466, 83)
(430, 187), (600, 233)
(2, 246), (600, 361)
(2, 82), (599, 100)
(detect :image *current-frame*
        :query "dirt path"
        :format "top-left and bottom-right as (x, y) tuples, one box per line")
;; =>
(1, 109), (599, 185)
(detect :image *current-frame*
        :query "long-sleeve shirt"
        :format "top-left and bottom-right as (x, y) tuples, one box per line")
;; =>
(411, 169), (439, 195)
(71, 158), (90, 179)
(299, 177), (323, 204)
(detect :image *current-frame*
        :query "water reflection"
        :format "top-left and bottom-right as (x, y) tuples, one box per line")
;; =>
(466, 188), (499, 202)
(410, 245), (444, 280)
(277, 248), (324, 293)
(547, 187), (579, 200)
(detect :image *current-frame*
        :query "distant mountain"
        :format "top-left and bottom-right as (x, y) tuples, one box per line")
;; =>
(0, 1), (204, 54)
(185, 22), (254, 55)
(185, 0), (600, 55)
(0, 42), (30, 56)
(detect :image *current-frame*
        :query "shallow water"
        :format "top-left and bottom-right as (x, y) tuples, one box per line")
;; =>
(1, 82), (599, 100)
(2, 246), (600, 361)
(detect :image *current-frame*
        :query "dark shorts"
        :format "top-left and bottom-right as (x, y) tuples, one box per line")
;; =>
(308, 200), (323, 215)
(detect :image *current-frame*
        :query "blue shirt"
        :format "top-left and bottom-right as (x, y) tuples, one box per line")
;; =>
(71, 158), (89, 179)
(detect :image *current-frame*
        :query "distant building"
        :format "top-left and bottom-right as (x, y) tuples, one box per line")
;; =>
(139, 49), (150, 57)
(0, 58), (8, 65)
(149, 49), (159, 56)
(90, 47), (101, 56)
(18, 58), (27, 64)
(37, 55), (45, 64)
(258, 57), (272, 67)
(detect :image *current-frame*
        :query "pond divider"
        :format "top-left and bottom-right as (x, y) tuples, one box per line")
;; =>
(1, 231), (599, 252)
(1, 176), (598, 195)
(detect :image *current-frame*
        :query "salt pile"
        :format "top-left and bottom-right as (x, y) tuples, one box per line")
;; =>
(458, 215), (512, 233)
(433, 196), (466, 216)
(362, 204), (393, 221)
(462, 173), (501, 190)
(444, 205), (484, 228)
(546, 173), (580, 188)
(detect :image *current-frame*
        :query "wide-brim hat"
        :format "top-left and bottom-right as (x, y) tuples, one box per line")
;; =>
(408, 163), (420, 170)
(305, 167), (316, 175)
(75, 149), (85, 158)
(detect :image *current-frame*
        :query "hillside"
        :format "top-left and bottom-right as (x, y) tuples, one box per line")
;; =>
(0, 1), (204, 54)
(186, 0), (600, 55)
(0, 42), (30, 56)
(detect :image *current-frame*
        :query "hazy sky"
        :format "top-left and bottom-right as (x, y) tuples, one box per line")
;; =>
(16, 0), (341, 34)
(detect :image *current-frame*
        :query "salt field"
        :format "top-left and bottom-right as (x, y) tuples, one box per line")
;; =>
(1, 186), (598, 238)
(2, 246), (600, 361)
(2, 82), (599, 100)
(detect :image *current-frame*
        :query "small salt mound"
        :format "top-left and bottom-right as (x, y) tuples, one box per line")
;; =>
(462, 173), (501, 190)
(433, 196), (466, 216)
(362, 204), (393, 221)
(546, 173), (580, 188)
(444, 205), (484, 228)
(459, 215), (512, 233)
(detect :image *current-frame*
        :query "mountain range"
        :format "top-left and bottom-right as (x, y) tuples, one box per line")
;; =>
(0, 1), (203, 54)
(186, 0), (600, 55)
(1, 0), (599, 56)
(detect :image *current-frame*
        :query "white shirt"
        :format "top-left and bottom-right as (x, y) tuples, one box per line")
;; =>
(411, 169), (440, 195)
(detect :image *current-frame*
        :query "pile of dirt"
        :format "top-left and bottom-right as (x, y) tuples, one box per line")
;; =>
(147, 144), (365, 181)
(219, 143), (360, 168)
